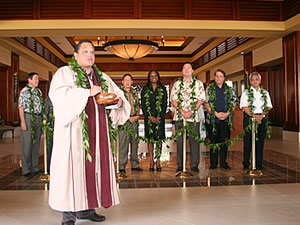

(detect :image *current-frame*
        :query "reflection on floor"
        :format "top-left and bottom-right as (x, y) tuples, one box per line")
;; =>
(1, 129), (300, 225)
(1, 133), (300, 190)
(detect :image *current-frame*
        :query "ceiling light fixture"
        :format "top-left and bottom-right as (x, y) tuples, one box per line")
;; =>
(103, 39), (159, 61)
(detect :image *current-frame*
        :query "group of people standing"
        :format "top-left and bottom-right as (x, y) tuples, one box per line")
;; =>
(18, 39), (272, 224)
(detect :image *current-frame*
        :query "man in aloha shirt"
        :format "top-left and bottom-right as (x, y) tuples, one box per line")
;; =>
(170, 62), (206, 173)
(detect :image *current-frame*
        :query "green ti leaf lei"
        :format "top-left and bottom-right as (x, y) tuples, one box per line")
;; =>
(247, 85), (271, 138)
(208, 82), (235, 134)
(43, 105), (54, 152)
(119, 86), (139, 138)
(176, 76), (197, 123)
(68, 57), (110, 162)
(142, 83), (164, 159)
(26, 84), (46, 144)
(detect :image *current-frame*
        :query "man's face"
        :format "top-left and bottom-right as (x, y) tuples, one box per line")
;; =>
(122, 75), (133, 88)
(182, 63), (194, 77)
(28, 74), (39, 88)
(214, 71), (225, 86)
(74, 42), (95, 69)
(250, 74), (261, 89)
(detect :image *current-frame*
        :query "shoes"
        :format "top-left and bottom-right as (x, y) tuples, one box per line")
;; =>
(149, 167), (154, 172)
(156, 167), (162, 172)
(119, 169), (126, 174)
(23, 172), (32, 177)
(221, 165), (231, 170)
(257, 166), (266, 171)
(33, 170), (43, 175)
(176, 166), (183, 172)
(243, 166), (249, 170)
(77, 213), (105, 222)
(209, 166), (217, 170)
(191, 167), (199, 172)
(131, 167), (143, 172)
(62, 221), (74, 225)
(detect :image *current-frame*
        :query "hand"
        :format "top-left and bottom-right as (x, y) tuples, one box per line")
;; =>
(129, 117), (135, 123)
(253, 114), (263, 123)
(129, 115), (139, 123)
(116, 97), (122, 108)
(148, 116), (155, 123)
(21, 121), (27, 131)
(90, 85), (102, 96)
(218, 112), (229, 120)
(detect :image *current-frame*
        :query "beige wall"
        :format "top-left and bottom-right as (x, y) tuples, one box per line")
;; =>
(0, 45), (11, 66)
(209, 55), (244, 80)
(253, 38), (282, 67)
(19, 56), (53, 80)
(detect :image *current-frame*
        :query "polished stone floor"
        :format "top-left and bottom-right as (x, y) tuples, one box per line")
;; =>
(1, 128), (300, 224)
(1, 128), (300, 190)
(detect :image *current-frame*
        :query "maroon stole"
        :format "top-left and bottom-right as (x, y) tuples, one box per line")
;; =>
(84, 70), (112, 209)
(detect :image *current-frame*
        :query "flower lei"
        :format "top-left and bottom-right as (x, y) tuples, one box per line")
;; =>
(44, 104), (54, 151)
(247, 85), (271, 138)
(176, 76), (197, 122)
(208, 82), (235, 134)
(26, 84), (45, 144)
(119, 86), (139, 137)
(68, 57), (109, 162)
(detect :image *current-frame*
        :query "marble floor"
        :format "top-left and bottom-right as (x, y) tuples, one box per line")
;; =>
(1, 127), (300, 224)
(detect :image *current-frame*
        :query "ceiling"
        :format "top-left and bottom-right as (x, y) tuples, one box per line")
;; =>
(46, 36), (212, 57)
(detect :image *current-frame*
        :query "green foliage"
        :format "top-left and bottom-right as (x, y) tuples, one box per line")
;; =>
(26, 84), (45, 144)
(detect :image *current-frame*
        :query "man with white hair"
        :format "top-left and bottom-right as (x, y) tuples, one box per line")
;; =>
(240, 72), (272, 170)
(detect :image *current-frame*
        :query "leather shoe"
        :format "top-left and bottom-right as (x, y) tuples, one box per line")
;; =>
(119, 169), (126, 174)
(77, 213), (105, 222)
(176, 166), (183, 172)
(191, 167), (199, 172)
(209, 166), (217, 170)
(243, 165), (249, 171)
(131, 167), (143, 172)
(221, 165), (231, 170)
(62, 221), (74, 225)
(23, 172), (32, 177)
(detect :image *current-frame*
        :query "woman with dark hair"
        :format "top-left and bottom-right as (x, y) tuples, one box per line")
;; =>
(141, 70), (168, 171)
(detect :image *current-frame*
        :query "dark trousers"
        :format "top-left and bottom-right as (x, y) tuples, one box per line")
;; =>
(175, 121), (200, 168)
(62, 209), (95, 223)
(207, 120), (231, 167)
(243, 114), (267, 169)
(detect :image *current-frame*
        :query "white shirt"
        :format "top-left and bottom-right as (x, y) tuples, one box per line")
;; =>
(240, 86), (272, 114)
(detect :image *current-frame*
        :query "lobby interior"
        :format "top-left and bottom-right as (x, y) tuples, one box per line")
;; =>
(1, 0), (300, 224)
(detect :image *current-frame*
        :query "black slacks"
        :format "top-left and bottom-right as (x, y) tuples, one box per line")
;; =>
(243, 114), (267, 169)
(207, 120), (231, 167)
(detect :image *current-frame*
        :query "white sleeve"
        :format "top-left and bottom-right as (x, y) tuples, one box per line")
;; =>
(240, 90), (249, 108)
(49, 66), (90, 126)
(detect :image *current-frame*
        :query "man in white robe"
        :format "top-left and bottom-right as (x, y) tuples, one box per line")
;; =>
(49, 40), (130, 225)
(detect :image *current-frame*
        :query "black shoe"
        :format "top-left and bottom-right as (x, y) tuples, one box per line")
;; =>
(119, 169), (126, 174)
(221, 165), (231, 170)
(176, 166), (183, 172)
(191, 167), (199, 172)
(62, 221), (74, 225)
(149, 167), (154, 172)
(33, 170), (43, 175)
(77, 213), (105, 222)
(23, 172), (32, 177)
(257, 166), (266, 171)
(209, 166), (217, 170)
(156, 167), (162, 172)
(243, 166), (249, 171)
(131, 167), (143, 172)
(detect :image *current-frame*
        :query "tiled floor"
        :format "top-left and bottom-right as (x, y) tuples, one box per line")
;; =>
(1, 128), (300, 224)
